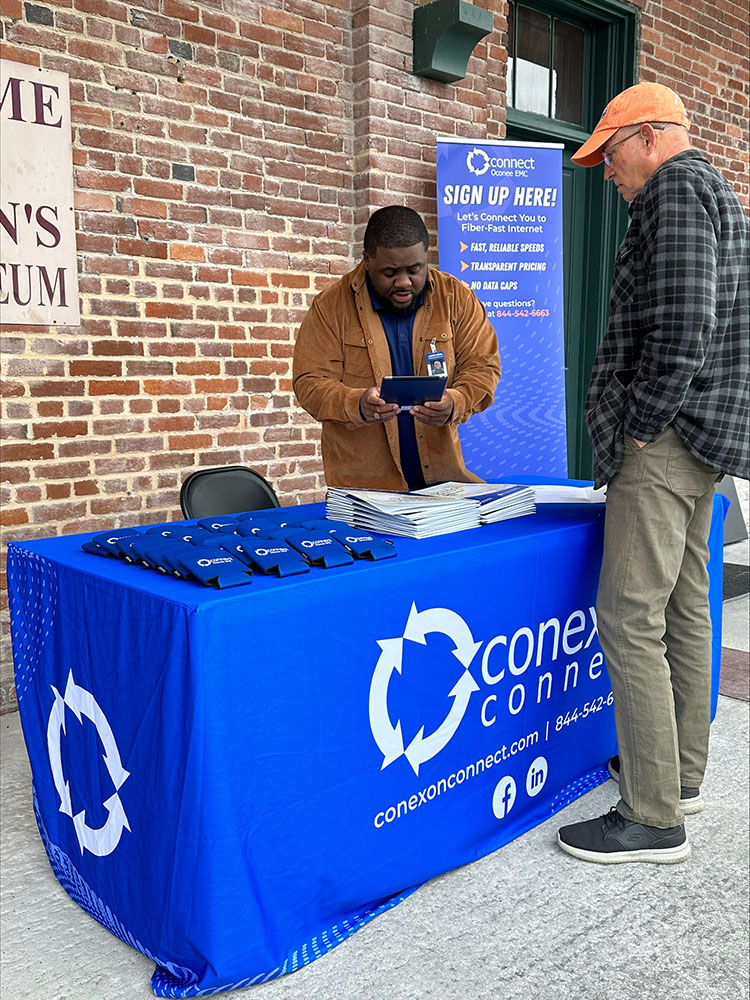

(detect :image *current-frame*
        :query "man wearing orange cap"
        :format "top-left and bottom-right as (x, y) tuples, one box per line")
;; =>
(557, 83), (749, 864)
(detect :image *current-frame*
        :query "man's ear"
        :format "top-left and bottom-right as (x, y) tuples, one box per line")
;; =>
(640, 123), (657, 147)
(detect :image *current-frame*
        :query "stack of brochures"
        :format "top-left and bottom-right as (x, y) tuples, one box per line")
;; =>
(326, 482), (538, 537)
(326, 487), (482, 538)
(414, 482), (536, 524)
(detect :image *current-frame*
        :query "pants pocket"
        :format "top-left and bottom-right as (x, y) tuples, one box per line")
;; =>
(666, 437), (719, 496)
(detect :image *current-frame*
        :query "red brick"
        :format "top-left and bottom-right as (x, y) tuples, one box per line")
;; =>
(74, 481), (99, 496)
(192, 377), (237, 394)
(184, 23), (216, 45)
(149, 416), (194, 432)
(133, 179), (185, 200)
(76, 234), (114, 254)
(7, 23), (66, 52)
(270, 273), (311, 289)
(87, 380), (141, 396)
(230, 270), (268, 287)
(176, 361), (221, 375)
(163, 0), (199, 20)
(203, 10), (239, 33)
(73, 105), (112, 128)
(28, 381), (84, 398)
(262, 8), (303, 32)
(0, 464), (30, 484)
(69, 38), (122, 65)
(124, 197), (169, 219)
(171, 244), (206, 262)
(117, 238), (169, 259)
(92, 417), (145, 435)
(90, 497), (142, 515)
(126, 361), (173, 377)
(58, 440), (108, 459)
(145, 302), (194, 319)
(0, 0), (23, 18)
(46, 483), (71, 500)
(69, 361), (123, 377)
(143, 379), (193, 395)
(0, 43), (40, 64)
(92, 340), (145, 357)
(167, 433), (214, 450)
(0, 507), (29, 526)
(74, 191), (114, 212)
(32, 421), (89, 439)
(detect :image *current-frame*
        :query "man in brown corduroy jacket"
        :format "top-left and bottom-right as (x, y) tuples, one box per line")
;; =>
(293, 206), (501, 491)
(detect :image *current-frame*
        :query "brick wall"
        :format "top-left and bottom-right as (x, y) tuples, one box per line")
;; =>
(2, 2), (353, 536)
(0, 0), (747, 711)
(638, 0), (749, 209)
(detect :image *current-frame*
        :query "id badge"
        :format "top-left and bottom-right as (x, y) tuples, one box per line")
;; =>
(426, 350), (446, 376)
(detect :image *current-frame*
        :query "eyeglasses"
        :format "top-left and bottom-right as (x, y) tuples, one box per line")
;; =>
(602, 130), (641, 166)
(602, 124), (667, 166)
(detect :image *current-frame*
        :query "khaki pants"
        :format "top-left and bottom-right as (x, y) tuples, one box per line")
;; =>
(597, 427), (720, 827)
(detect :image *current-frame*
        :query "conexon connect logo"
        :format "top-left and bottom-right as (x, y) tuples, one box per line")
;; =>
(47, 671), (131, 856)
(368, 603), (481, 776)
(466, 147), (490, 176)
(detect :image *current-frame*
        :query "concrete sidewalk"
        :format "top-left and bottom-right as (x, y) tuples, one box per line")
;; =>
(1, 694), (747, 1000)
(2, 528), (748, 1000)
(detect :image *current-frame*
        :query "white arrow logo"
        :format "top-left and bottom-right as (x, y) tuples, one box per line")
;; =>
(369, 638), (405, 769)
(369, 603), (481, 775)
(404, 670), (480, 773)
(46, 670), (131, 857)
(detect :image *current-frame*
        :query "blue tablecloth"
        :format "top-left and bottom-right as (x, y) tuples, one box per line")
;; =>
(7, 494), (727, 996)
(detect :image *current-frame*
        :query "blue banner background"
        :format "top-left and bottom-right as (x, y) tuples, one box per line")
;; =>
(437, 138), (567, 478)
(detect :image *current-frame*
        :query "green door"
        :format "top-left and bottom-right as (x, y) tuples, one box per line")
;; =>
(561, 146), (590, 475)
(506, 0), (637, 478)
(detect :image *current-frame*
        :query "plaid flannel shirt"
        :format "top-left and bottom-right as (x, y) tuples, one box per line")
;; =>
(585, 150), (749, 488)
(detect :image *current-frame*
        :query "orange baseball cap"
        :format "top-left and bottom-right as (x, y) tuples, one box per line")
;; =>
(572, 82), (690, 167)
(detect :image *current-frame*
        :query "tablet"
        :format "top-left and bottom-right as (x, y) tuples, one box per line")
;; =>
(380, 375), (447, 409)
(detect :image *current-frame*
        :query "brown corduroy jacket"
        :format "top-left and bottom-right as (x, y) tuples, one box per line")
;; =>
(292, 260), (501, 490)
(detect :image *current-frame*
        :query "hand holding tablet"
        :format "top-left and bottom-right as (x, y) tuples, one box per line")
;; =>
(359, 377), (452, 426)
(379, 375), (447, 410)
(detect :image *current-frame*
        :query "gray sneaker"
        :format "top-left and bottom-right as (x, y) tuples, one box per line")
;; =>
(607, 754), (704, 814)
(557, 807), (690, 864)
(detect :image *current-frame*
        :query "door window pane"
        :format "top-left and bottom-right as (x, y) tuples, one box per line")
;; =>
(553, 21), (584, 124)
(515, 6), (551, 117)
(507, 3), (585, 124)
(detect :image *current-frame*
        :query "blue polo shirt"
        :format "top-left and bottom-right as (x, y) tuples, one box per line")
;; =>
(367, 279), (426, 491)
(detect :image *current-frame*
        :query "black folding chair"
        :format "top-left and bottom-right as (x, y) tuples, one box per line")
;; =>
(180, 466), (281, 519)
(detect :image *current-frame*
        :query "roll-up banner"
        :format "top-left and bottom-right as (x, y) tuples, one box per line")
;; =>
(436, 138), (567, 477)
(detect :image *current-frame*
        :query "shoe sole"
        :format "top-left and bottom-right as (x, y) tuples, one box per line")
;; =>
(607, 762), (705, 815)
(557, 833), (692, 864)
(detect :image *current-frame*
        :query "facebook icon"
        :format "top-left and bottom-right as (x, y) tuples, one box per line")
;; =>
(492, 776), (517, 819)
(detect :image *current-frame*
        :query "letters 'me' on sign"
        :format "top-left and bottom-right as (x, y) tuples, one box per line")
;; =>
(0, 60), (80, 326)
